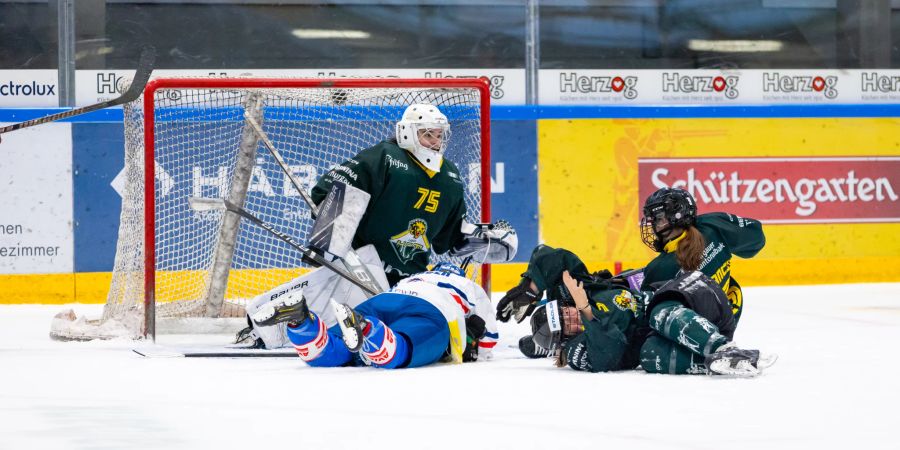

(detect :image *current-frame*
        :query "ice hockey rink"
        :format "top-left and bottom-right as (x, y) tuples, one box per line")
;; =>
(1, 282), (897, 450)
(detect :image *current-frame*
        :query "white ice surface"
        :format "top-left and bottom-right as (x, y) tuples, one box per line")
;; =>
(1, 283), (899, 450)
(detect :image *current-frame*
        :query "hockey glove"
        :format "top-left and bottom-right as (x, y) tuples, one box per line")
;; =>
(463, 315), (486, 363)
(496, 277), (542, 323)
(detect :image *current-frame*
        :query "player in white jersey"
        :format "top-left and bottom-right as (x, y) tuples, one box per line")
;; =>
(252, 262), (497, 368)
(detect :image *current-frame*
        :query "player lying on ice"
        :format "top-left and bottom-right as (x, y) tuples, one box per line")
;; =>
(498, 245), (776, 377)
(249, 259), (498, 368)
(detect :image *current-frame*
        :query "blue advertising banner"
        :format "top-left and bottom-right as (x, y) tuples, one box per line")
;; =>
(71, 117), (540, 271)
(72, 124), (125, 272)
(488, 120), (537, 262)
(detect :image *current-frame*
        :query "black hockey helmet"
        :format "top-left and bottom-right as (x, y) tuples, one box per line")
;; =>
(640, 187), (697, 252)
(530, 300), (583, 355)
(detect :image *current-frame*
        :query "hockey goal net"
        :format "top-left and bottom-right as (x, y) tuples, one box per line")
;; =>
(57, 77), (491, 341)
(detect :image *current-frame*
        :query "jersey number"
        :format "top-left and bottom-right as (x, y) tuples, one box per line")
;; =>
(414, 188), (440, 213)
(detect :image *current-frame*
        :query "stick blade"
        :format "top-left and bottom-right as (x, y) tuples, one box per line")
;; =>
(113, 45), (156, 105)
(188, 197), (226, 212)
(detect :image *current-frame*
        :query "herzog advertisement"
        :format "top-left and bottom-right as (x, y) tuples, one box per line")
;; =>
(538, 69), (900, 105)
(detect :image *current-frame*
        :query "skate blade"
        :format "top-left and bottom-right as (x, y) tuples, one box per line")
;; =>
(757, 353), (779, 370)
(331, 299), (363, 352)
(708, 359), (760, 378)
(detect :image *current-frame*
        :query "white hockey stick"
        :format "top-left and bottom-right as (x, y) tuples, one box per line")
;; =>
(189, 197), (379, 296)
(242, 113), (384, 296)
(0, 46), (156, 142)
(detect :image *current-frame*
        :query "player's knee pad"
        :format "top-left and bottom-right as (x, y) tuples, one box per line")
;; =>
(640, 335), (707, 375)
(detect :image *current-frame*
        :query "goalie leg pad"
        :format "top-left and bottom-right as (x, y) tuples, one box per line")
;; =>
(649, 300), (729, 357)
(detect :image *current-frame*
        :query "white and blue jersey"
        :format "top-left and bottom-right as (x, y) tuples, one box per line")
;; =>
(285, 265), (498, 369)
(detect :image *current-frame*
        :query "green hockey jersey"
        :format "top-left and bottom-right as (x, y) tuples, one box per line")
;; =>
(640, 212), (765, 322)
(522, 245), (650, 372)
(311, 140), (467, 286)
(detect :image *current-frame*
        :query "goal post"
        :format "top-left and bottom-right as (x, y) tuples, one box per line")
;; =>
(58, 77), (492, 341)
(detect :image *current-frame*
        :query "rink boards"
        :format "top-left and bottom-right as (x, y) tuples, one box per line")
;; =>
(0, 105), (898, 303)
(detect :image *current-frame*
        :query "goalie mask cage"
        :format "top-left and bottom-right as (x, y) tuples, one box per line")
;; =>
(99, 77), (491, 340)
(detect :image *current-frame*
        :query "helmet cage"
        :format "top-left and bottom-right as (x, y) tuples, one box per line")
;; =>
(640, 188), (697, 252)
(531, 301), (583, 356)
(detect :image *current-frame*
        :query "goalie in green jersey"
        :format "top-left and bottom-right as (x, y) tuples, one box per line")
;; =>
(237, 104), (517, 350)
(310, 104), (517, 287)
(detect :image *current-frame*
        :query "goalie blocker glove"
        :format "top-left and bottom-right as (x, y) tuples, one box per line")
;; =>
(450, 220), (518, 263)
(496, 277), (542, 323)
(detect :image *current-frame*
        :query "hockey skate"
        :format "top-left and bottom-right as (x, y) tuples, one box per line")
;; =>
(705, 346), (778, 377)
(331, 300), (369, 353)
(251, 291), (311, 328)
(518, 335), (550, 359)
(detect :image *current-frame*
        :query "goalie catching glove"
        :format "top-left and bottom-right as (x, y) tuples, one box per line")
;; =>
(495, 277), (542, 323)
(449, 220), (518, 263)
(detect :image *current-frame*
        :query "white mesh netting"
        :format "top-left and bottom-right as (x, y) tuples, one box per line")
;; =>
(84, 79), (487, 339)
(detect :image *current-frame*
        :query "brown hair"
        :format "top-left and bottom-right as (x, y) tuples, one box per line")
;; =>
(676, 225), (706, 272)
(554, 350), (566, 368)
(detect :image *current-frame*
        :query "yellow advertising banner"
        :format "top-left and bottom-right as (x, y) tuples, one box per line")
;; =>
(538, 117), (900, 285)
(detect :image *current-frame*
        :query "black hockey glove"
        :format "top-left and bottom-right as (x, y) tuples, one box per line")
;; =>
(463, 315), (486, 363)
(590, 269), (632, 290)
(496, 277), (542, 323)
(591, 269), (614, 280)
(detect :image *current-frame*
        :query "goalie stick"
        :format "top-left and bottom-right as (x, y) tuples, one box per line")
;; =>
(242, 113), (384, 296)
(0, 46), (156, 142)
(188, 197), (379, 296)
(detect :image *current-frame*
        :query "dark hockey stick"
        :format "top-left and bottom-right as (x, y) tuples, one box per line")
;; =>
(188, 197), (379, 297)
(242, 113), (384, 296)
(133, 348), (297, 358)
(0, 46), (156, 141)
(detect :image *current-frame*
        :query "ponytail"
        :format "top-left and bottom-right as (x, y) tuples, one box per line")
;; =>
(676, 226), (706, 272)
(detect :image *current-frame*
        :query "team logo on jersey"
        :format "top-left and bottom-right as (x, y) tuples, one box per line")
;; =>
(613, 290), (638, 314)
(390, 219), (430, 264)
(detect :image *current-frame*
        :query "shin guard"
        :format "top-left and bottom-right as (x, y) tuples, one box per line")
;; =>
(360, 316), (410, 370)
(649, 300), (728, 357)
(285, 312), (329, 361)
(640, 335), (707, 375)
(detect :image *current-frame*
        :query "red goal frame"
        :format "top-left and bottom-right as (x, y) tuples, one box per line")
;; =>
(140, 77), (492, 338)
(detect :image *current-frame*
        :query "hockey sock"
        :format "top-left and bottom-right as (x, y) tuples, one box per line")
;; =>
(360, 316), (410, 370)
(640, 335), (707, 375)
(648, 300), (728, 357)
(285, 312), (352, 366)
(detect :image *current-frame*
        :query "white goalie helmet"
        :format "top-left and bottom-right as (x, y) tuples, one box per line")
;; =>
(395, 104), (451, 172)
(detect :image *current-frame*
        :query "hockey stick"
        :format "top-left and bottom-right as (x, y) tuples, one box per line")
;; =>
(189, 197), (379, 297)
(242, 113), (384, 296)
(133, 347), (297, 358)
(0, 46), (156, 142)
